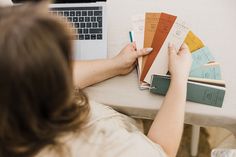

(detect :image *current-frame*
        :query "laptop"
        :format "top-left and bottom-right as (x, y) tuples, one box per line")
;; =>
(12, 0), (108, 60)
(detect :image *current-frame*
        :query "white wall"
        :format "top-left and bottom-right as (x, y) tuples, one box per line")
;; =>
(0, 0), (13, 6)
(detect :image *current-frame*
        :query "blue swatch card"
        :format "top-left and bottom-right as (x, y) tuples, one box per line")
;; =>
(190, 63), (222, 80)
(191, 46), (215, 70)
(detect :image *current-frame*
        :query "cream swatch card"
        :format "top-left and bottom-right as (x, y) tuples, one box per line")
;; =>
(144, 17), (190, 83)
(131, 14), (145, 76)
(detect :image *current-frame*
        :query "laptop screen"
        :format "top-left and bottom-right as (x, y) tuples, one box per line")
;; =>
(12, 0), (106, 4)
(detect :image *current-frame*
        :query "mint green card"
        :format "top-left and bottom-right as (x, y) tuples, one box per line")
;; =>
(191, 47), (215, 70)
(190, 64), (222, 80)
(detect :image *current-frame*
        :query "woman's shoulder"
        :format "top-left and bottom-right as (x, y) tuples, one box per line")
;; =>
(84, 100), (138, 129)
(71, 101), (167, 157)
(35, 101), (167, 157)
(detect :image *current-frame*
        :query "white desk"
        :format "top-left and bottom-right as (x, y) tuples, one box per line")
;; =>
(84, 0), (236, 136)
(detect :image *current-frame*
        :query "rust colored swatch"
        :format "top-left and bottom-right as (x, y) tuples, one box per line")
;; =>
(140, 13), (177, 82)
(142, 13), (161, 74)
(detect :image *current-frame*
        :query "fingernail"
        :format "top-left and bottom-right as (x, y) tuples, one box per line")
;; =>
(146, 48), (153, 53)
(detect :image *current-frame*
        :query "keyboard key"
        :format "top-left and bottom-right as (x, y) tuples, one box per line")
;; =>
(98, 7), (102, 11)
(92, 23), (98, 28)
(80, 23), (85, 28)
(94, 11), (102, 16)
(64, 11), (69, 16)
(85, 35), (90, 40)
(68, 17), (72, 22)
(70, 11), (75, 16)
(91, 17), (96, 22)
(97, 17), (102, 22)
(79, 17), (84, 22)
(89, 28), (102, 34)
(79, 35), (85, 40)
(82, 11), (87, 16)
(85, 17), (90, 22)
(78, 29), (83, 34)
(75, 23), (80, 28)
(86, 23), (92, 28)
(73, 17), (78, 22)
(69, 22), (74, 28)
(58, 11), (63, 16)
(91, 34), (96, 40)
(98, 22), (102, 28)
(88, 11), (93, 16)
(97, 34), (102, 40)
(83, 29), (89, 34)
(76, 11), (81, 16)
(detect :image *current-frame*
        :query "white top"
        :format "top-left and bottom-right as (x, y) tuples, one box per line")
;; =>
(35, 101), (167, 157)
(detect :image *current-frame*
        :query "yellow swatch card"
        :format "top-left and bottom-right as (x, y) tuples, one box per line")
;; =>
(185, 31), (204, 52)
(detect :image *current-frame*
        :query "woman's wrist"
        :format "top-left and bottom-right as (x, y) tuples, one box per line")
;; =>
(109, 57), (123, 76)
(170, 76), (188, 99)
(171, 74), (188, 86)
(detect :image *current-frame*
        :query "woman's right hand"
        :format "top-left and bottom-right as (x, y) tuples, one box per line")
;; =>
(112, 43), (153, 75)
(168, 43), (192, 82)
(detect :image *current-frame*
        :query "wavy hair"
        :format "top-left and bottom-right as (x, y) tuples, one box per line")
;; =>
(0, 2), (90, 157)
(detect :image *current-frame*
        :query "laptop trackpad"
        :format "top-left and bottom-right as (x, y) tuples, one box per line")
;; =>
(72, 40), (107, 60)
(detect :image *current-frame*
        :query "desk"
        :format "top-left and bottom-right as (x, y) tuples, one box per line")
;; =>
(84, 0), (236, 137)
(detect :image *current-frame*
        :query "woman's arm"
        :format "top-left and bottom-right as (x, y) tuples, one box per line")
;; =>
(73, 43), (152, 88)
(147, 43), (192, 157)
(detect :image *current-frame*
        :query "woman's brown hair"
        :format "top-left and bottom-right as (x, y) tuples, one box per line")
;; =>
(0, 2), (90, 157)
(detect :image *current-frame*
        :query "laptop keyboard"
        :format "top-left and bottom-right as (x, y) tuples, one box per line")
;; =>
(50, 7), (103, 40)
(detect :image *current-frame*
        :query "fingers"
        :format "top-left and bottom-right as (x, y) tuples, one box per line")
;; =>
(179, 43), (189, 51)
(178, 43), (190, 55)
(168, 43), (177, 56)
(137, 48), (153, 57)
(129, 42), (137, 50)
(132, 42), (137, 50)
(169, 43), (190, 56)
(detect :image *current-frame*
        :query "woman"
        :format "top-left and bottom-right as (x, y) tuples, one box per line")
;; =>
(0, 2), (192, 157)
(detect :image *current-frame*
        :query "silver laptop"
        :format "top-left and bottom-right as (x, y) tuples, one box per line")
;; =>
(13, 0), (108, 60)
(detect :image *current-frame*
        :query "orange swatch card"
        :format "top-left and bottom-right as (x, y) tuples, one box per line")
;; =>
(185, 31), (204, 52)
(141, 13), (161, 73)
(140, 13), (177, 82)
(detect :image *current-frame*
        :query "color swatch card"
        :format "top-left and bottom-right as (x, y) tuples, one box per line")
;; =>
(142, 13), (161, 73)
(150, 75), (225, 107)
(144, 13), (161, 49)
(140, 13), (177, 82)
(131, 14), (145, 76)
(191, 46), (215, 70)
(144, 17), (190, 84)
(185, 31), (204, 52)
(190, 63), (222, 80)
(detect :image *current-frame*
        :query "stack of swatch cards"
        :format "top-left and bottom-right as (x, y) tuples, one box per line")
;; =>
(131, 12), (226, 107)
